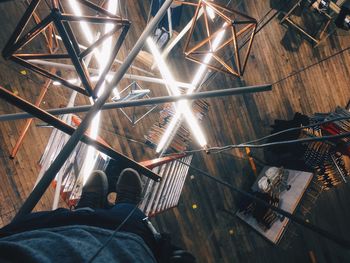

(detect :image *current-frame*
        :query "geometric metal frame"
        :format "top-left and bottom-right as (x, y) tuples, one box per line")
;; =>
(2, 0), (130, 98)
(116, 81), (158, 125)
(0, 1), (348, 248)
(183, 0), (257, 77)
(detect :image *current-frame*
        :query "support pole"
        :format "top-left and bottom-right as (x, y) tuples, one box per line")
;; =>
(10, 74), (53, 159)
(0, 85), (272, 121)
(152, 7), (204, 70)
(28, 59), (193, 88)
(12, 0), (174, 220)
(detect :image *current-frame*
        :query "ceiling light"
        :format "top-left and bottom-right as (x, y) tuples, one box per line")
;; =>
(155, 23), (227, 153)
(147, 38), (207, 153)
(67, 0), (118, 184)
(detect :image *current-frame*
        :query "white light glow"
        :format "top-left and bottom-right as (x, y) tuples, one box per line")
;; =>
(156, 22), (227, 153)
(205, 5), (215, 20)
(69, 0), (94, 44)
(192, 23), (227, 87)
(53, 79), (79, 86)
(51, 73), (193, 90)
(147, 38), (207, 153)
(68, 0), (118, 184)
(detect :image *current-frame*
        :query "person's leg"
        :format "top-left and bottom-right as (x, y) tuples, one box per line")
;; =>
(1, 168), (157, 253)
(0, 170), (109, 236)
(115, 168), (143, 205)
(0, 208), (70, 236)
(108, 168), (157, 251)
(75, 170), (108, 209)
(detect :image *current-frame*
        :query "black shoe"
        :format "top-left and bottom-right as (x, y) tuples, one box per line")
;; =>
(116, 168), (142, 205)
(76, 170), (108, 209)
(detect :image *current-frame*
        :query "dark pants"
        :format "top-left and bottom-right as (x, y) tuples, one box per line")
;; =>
(0, 204), (157, 254)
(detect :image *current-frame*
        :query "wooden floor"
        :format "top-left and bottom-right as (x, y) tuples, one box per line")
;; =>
(0, 0), (350, 262)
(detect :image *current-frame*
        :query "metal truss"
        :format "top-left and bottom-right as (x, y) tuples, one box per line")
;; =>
(2, 0), (130, 98)
(181, 0), (257, 77)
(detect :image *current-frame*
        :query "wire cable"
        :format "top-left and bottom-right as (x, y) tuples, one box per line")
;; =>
(161, 115), (350, 156)
(213, 131), (350, 150)
(169, 131), (350, 155)
(243, 115), (350, 144)
(167, 132), (350, 155)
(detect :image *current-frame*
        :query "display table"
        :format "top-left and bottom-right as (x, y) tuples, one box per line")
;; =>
(236, 167), (313, 244)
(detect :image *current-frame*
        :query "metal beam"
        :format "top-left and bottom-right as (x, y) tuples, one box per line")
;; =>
(12, 0), (174, 220)
(93, 25), (130, 97)
(28, 59), (194, 89)
(0, 85), (272, 121)
(0, 86), (161, 183)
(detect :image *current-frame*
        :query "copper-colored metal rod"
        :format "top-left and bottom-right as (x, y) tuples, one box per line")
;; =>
(25, 0), (56, 52)
(186, 55), (240, 76)
(185, 24), (229, 55)
(31, 11), (51, 50)
(51, 0), (59, 10)
(183, 0), (202, 55)
(208, 1), (257, 22)
(212, 54), (237, 75)
(10, 1), (59, 159)
(187, 23), (254, 57)
(236, 23), (256, 38)
(210, 36), (234, 54)
(231, 24), (241, 75)
(48, 26), (54, 52)
(202, 5), (212, 49)
(174, 1), (199, 7)
(284, 17), (319, 43)
(0, 86), (161, 182)
(206, 2), (232, 22)
(10, 76), (53, 159)
(15, 53), (70, 59)
(241, 24), (257, 74)
(280, 0), (301, 24)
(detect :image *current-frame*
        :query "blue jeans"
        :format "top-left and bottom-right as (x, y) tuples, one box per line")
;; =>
(0, 203), (157, 253)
